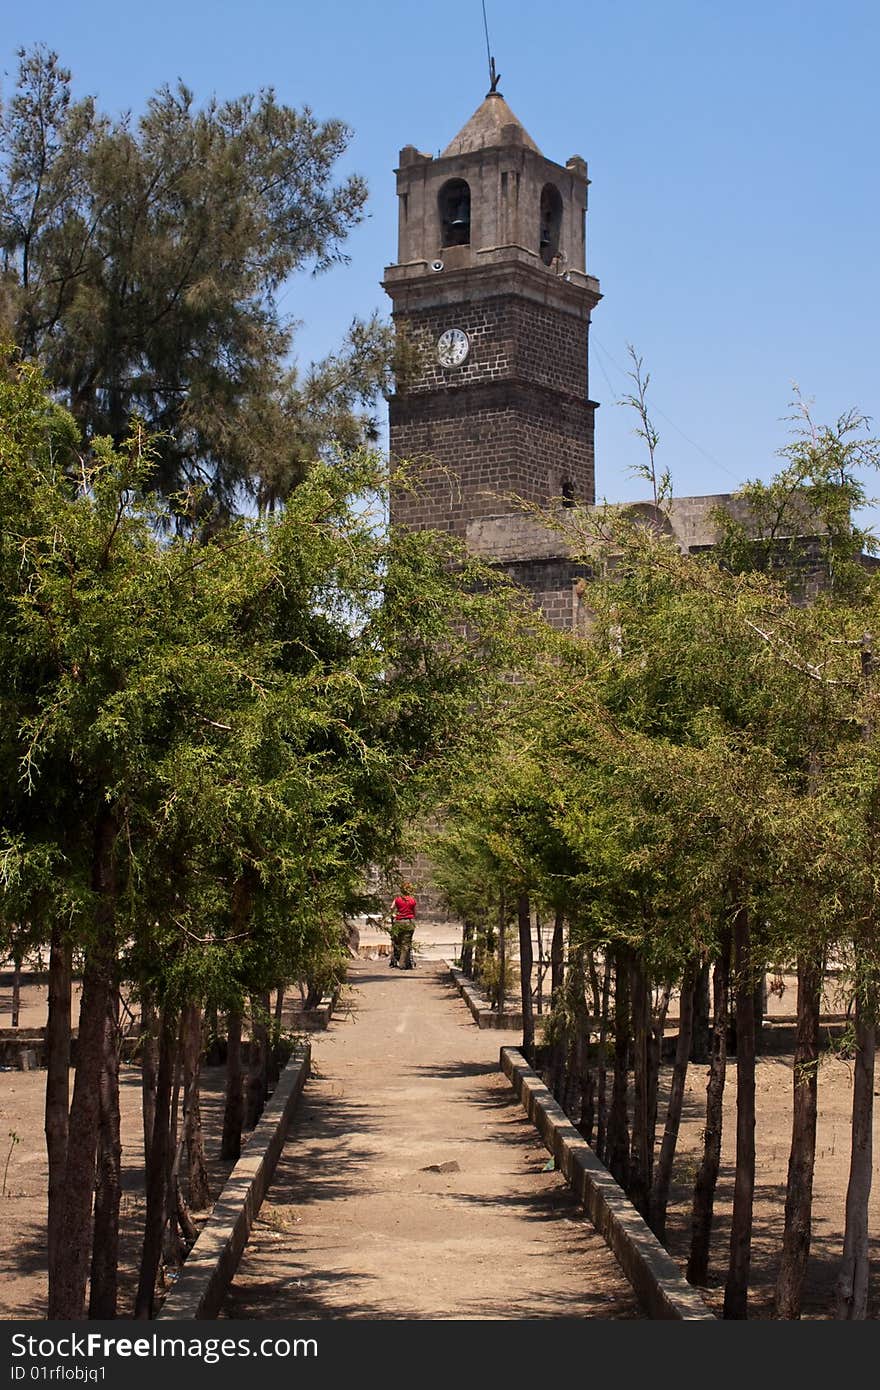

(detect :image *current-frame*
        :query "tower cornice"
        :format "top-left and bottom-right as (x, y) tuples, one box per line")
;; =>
(397, 142), (588, 189)
(382, 254), (601, 320)
(388, 376), (601, 417)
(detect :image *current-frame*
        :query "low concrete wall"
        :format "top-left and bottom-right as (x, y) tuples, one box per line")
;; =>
(297, 990), (338, 1031)
(0, 1028), (158, 1068)
(448, 964), (523, 1030)
(157, 1044), (311, 1321)
(500, 1047), (715, 1321)
(0, 1028), (47, 1066)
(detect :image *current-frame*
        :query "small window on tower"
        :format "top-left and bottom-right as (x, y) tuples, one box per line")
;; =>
(561, 478), (575, 507)
(439, 179), (471, 247)
(539, 183), (563, 266)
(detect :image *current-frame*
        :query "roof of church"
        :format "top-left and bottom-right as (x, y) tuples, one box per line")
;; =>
(441, 91), (541, 157)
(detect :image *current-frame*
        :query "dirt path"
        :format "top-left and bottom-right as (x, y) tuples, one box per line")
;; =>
(225, 961), (640, 1320)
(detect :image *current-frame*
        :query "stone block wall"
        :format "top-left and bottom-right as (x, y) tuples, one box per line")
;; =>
(390, 383), (595, 536)
(397, 294), (589, 400)
(501, 557), (592, 629)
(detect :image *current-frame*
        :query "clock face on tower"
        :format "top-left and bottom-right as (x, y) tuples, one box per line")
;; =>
(437, 327), (470, 367)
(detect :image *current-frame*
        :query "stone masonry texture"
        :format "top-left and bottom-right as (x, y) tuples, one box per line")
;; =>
(389, 293), (596, 546)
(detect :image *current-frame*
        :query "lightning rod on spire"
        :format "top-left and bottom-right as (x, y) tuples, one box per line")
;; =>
(481, 0), (501, 94)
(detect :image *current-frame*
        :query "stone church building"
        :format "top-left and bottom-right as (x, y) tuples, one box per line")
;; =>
(382, 87), (756, 631)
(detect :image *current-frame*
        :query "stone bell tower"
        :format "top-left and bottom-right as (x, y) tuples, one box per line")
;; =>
(383, 87), (601, 537)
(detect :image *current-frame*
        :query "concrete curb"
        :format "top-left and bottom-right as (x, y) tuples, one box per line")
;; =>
(157, 1043), (311, 1321)
(500, 1046), (715, 1321)
(447, 963), (523, 1030)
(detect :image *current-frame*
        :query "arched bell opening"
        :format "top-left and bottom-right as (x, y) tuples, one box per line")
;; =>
(539, 183), (563, 266)
(439, 179), (471, 248)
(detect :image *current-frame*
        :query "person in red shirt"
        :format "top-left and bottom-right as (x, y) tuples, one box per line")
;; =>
(389, 882), (417, 969)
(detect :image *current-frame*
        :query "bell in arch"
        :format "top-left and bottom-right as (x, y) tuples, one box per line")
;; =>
(439, 179), (471, 248)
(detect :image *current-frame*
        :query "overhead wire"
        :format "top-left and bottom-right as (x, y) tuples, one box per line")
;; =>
(481, 0), (493, 77)
(591, 333), (743, 487)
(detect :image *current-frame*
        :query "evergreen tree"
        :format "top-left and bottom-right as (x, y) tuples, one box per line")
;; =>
(0, 45), (391, 516)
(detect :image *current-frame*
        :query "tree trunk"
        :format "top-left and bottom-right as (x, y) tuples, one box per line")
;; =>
(134, 1002), (176, 1318)
(563, 946), (589, 1136)
(775, 951), (822, 1318)
(11, 948), (22, 1027)
(517, 893), (535, 1063)
(534, 911), (545, 1016)
(89, 989), (122, 1318)
(221, 1010), (244, 1162)
(607, 950), (631, 1190)
(560, 951), (583, 1119)
(44, 927), (71, 1311)
(580, 1067), (596, 1143)
(245, 992), (270, 1129)
(595, 954), (612, 1163)
(51, 810), (116, 1320)
(724, 903), (757, 1319)
(474, 920), (487, 979)
(497, 894), (506, 1017)
(260, 988), (272, 1095)
(182, 1002), (210, 1211)
(835, 987), (876, 1319)
(162, 1039), (185, 1272)
(218, 873), (254, 1156)
(586, 951), (602, 1021)
(687, 931), (730, 1286)
(753, 971), (766, 1054)
(551, 910), (565, 999)
(561, 1034), (579, 1118)
(204, 1002), (221, 1064)
(140, 988), (159, 1174)
(52, 950), (111, 1318)
(273, 984), (285, 1036)
(647, 982), (673, 1166)
(176, 1184), (198, 1248)
(575, 950), (595, 1140)
(651, 961), (696, 1241)
(629, 955), (651, 1216)
(835, 638), (879, 1319)
(691, 958), (711, 1064)
(461, 920), (475, 977)
(549, 952), (570, 1105)
(269, 985), (285, 1086)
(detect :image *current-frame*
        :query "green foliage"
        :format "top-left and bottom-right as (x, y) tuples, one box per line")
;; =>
(0, 46), (391, 516)
(0, 356), (528, 1014)
(479, 953), (519, 1009)
(712, 390), (880, 602)
(427, 393), (880, 1019)
(619, 343), (671, 511)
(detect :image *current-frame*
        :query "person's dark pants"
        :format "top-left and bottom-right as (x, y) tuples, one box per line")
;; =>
(392, 923), (415, 968)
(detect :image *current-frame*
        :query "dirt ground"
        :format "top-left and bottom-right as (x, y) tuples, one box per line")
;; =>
(661, 1051), (880, 1317)
(0, 975), (321, 1319)
(0, 965), (878, 1319)
(226, 962), (639, 1320)
(0, 1058), (234, 1319)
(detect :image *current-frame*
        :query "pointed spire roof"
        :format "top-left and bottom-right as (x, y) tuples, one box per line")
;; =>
(441, 91), (541, 158)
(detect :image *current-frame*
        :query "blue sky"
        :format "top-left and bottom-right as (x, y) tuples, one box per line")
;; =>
(3, 1), (879, 523)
